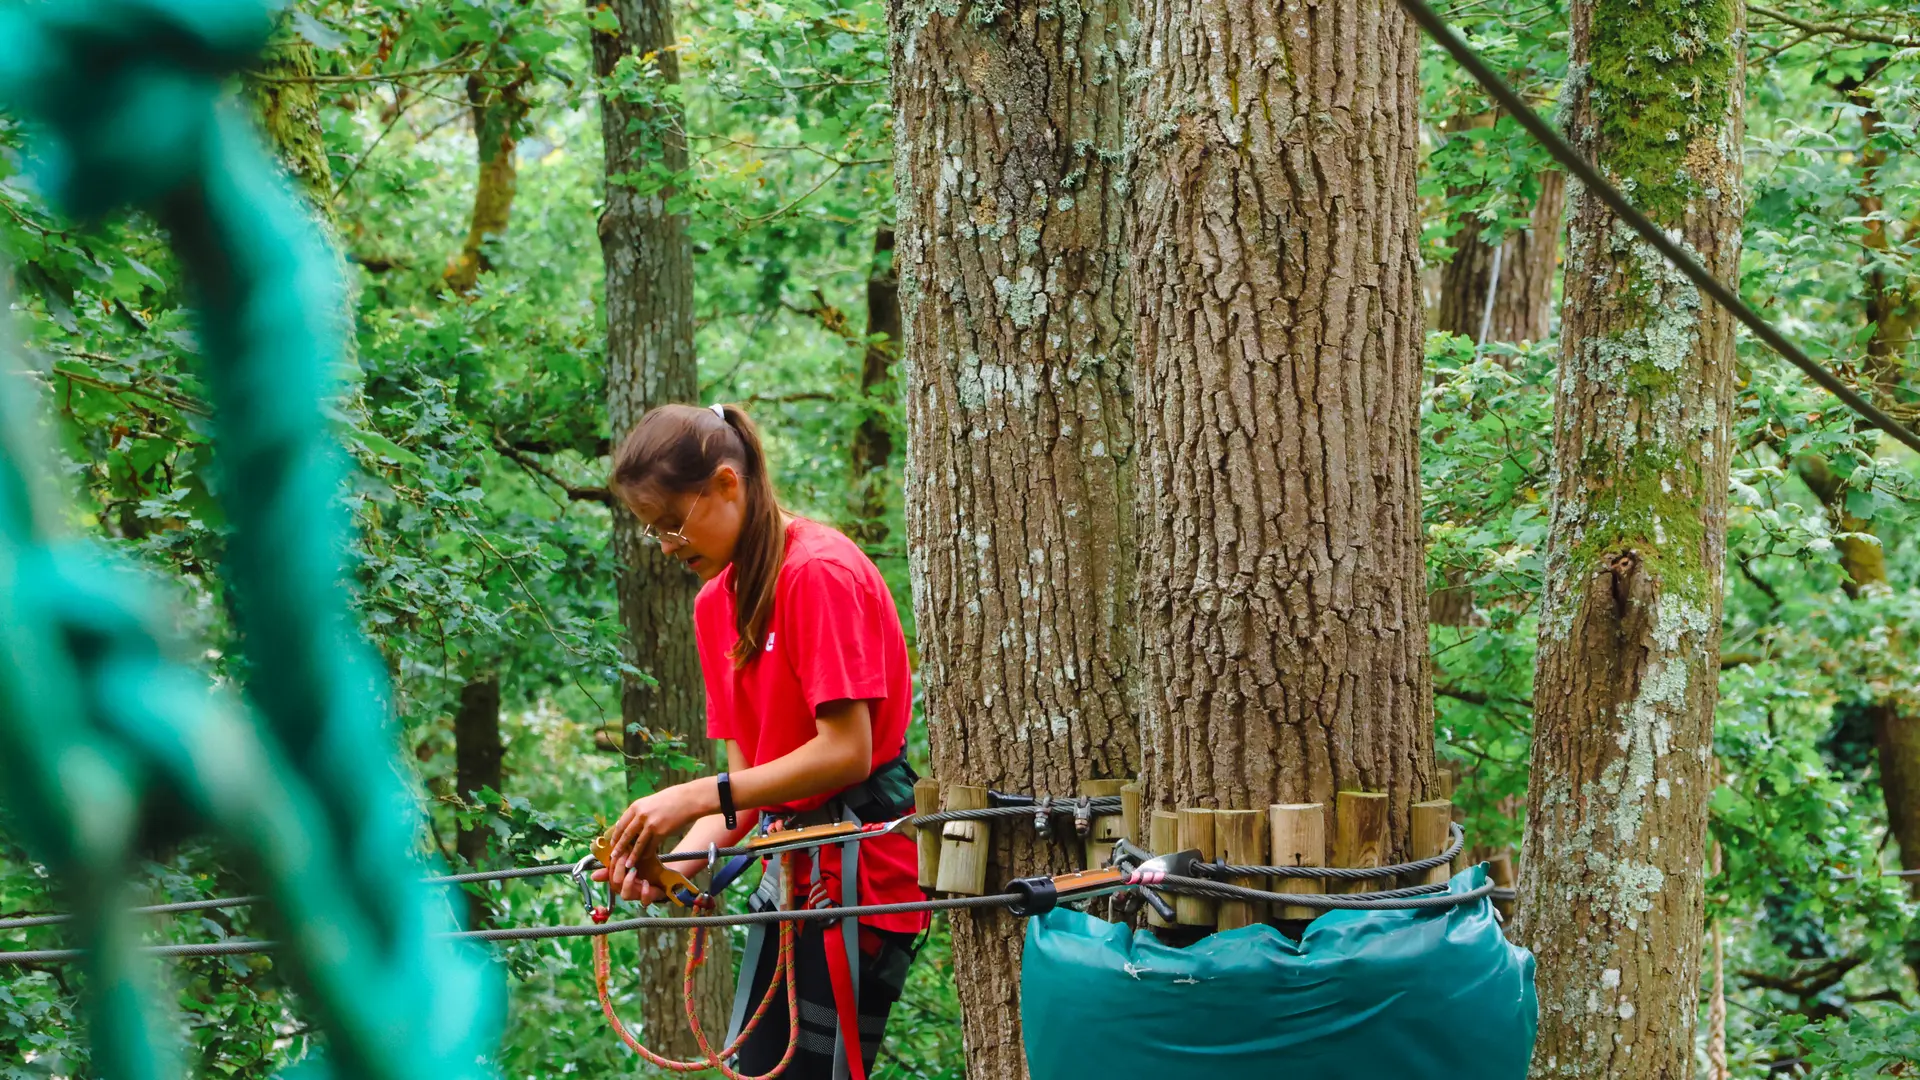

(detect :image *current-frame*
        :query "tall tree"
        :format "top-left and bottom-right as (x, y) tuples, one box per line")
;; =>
(893, 1), (1139, 1075)
(446, 60), (532, 294)
(591, 0), (729, 1049)
(1512, 0), (1745, 1074)
(242, 23), (333, 208)
(1435, 162), (1564, 346)
(1797, 73), (1920, 901)
(1129, 0), (1436, 833)
(454, 673), (503, 928)
(847, 226), (900, 546)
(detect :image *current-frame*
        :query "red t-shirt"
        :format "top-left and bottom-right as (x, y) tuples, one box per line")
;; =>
(695, 517), (927, 932)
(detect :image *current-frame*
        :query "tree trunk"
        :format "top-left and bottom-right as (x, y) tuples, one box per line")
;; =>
(1129, 0), (1435, 840)
(847, 226), (900, 546)
(454, 674), (503, 929)
(1799, 89), (1920, 902)
(242, 23), (333, 208)
(446, 66), (532, 294)
(591, 1), (729, 1050)
(893, 2), (1139, 1075)
(1513, 0), (1745, 1074)
(1435, 167), (1564, 346)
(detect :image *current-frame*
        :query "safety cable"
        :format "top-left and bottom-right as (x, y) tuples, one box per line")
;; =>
(1396, 0), (1920, 457)
(0, 878), (1504, 964)
(0, 800), (1127, 931)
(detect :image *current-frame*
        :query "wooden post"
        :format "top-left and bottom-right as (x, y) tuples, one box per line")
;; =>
(1269, 804), (1325, 921)
(1079, 779), (1128, 868)
(1147, 810), (1179, 928)
(913, 777), (942, 889)
(1120, 782), (1142, 849)
(1175, 808), (1217, 927)
(1334, 791), (1388, 894)
(1437, 768), (1455, 800)
(1488, 848), (1516, 920)
(1409, 800), (1454, 887)
(935, 784), (990, 896)
(1214, 809), (1266, 931)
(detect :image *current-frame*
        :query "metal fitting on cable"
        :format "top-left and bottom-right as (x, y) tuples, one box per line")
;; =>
(1072, 796), (1093, 838)
(1034, 796), (1053, 840)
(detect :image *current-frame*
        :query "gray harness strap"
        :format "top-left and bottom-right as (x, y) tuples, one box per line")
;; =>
(725, 801), (865, 1080)
(726, 854), (783, 1047)
(830, 802), (860, 1080)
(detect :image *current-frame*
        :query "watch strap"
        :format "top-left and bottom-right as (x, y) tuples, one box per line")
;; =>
(717, 771), (737, 830)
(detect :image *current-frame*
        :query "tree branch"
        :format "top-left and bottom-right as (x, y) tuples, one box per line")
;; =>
(1749, 4), (1917, 47)
(491, 437), (614, 505)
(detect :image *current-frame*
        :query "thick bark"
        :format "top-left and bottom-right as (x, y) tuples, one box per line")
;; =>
(1129, 0), (1435, 842)
(591, 0), (728, 1050)
(893, 3), (1139, 1076)
(1513, 0), (1745, 1075)
(243, 24), (333, 208)
(446, 69), (532, 294)
(1435, 168), (1565, 346)
(847, 227), (900, 545)
(454, 675), (503, 929)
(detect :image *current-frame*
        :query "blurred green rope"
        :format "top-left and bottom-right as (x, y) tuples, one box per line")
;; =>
(0, 2), (501, 1076)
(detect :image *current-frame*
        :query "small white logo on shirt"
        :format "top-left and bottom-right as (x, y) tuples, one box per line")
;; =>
(765, 632), (776, 652)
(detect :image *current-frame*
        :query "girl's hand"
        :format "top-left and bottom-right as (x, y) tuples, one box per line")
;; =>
(590, 861), (668, 905)
(606, 778), (716, 874)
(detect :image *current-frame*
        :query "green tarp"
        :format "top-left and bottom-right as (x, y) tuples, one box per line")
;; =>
(1020, 867), (1536, 1079)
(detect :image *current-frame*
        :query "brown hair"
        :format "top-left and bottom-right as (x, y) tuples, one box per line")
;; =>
(610, 402), (786, 666)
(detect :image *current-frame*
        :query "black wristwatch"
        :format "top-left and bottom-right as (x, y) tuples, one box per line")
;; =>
(716, 772), (736, 830)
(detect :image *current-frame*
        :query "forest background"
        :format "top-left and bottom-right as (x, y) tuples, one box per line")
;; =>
(0, 0), (1918, 1076)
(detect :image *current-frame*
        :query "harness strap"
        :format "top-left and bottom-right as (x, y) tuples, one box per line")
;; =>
(821, 805), (866, 1080)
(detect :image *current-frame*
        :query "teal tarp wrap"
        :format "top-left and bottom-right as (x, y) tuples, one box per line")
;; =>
(1019, 867), (1537, 1079)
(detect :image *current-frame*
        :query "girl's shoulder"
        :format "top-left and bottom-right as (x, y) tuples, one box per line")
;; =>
(781, 518), (881, 590)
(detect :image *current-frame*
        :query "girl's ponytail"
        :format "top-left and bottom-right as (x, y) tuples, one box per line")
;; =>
(711, 403), (785, 665)
(609, 401), (787, 666)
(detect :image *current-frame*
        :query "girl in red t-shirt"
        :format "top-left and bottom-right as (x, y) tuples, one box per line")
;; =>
(593, 401), (925, 1079)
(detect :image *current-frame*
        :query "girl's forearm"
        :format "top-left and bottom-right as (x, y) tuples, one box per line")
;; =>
(729, 728), (870, 812)
(662, 811), (758, 875)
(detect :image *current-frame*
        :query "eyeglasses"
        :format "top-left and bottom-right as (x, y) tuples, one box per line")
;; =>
(640, 489), (703, 547)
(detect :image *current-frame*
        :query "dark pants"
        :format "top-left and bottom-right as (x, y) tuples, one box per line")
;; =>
(733, 921), (919, 1079)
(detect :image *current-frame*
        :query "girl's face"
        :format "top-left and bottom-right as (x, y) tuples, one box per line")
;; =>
(625, 465), (746, 583)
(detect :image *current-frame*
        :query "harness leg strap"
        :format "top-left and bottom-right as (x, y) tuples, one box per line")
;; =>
(727, 855), (780, 1049)
(822, 804), (865, 1080)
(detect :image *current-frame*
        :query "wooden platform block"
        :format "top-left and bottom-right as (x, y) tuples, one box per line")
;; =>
(1175, 808), (1217, 927)
(1079, 779), (1128, 869)
(1489, 848), (1516, 920)
(1409, 800), (1454, 887)
(1269, 803), (1326, 921)
(914, 777), (942, 889)
(1334, 791), (1388, 894)
(934, 784), (989, 896)
(1214, 809), (1267, 931)
(1147, 810), (1179, 928)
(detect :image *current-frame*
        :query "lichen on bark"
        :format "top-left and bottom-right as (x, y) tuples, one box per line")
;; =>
(1516, 0), (1745, 1074)
(894, 1), (1140, 1075)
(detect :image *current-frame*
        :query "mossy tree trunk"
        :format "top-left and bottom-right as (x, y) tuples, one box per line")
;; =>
(446, 59), (533, 294)
(893, 2), (1139, 1075)
(1129, 0), (1436, 841)
(591, 0), (730, 1048)
(242, 24), (333, 211)
(1512, 0), (1745, 1074)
